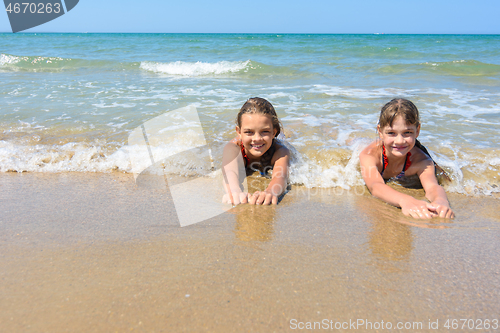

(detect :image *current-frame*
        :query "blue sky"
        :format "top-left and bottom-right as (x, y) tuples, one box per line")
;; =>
(1, 0), (500, 34)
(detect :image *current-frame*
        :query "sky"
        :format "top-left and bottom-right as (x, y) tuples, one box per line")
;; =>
(1, 0), (500, 34)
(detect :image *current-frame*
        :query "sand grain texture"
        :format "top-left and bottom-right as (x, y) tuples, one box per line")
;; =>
(1, 173), (499, 332)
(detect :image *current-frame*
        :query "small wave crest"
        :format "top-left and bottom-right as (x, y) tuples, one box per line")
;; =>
(0, 54), (298, 77)
(0, 53), (130, 72)
(380, 60), (500, 77)
(423, 60), (500, 76)
(139, 60), (251, 76)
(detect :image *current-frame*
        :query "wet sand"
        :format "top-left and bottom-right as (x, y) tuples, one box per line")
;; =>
(1, 172), (499, 332)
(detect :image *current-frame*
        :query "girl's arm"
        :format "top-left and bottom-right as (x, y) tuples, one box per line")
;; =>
(249, 146), (289, 205)
(359, 149), (436, 219)
(418, 162), (455, 218)
(221, 141), (249, 205)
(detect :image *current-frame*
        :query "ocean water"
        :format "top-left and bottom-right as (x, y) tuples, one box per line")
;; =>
(1, 33), (499, 196)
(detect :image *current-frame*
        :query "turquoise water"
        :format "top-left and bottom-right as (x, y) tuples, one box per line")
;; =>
(1, 33), (500, 195)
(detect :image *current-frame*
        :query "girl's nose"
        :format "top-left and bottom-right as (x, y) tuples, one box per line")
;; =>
(395, 134), (405, 144)
(253, 133), (263, 141)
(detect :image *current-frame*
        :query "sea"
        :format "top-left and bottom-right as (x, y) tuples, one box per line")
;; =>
(1, 33), (499, 196)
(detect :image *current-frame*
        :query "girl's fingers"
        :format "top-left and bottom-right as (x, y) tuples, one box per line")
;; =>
(408, 207), (432, 219)
(252, 191), (264, 205)
(248, 192), (257, 205)
(257, 192), (267, 205)
(415, 207), (426, 219)
(247, 191), (276, 205)
(407, 209), (417, 218)
(422, 206), (434, 219)
(222, 194), (235, 205)
(272, 195), (278, 205)
(263, 193), (274, 205)
(426, 203), (437, 213)
(433, 205), (454, 219)
(433, 205), (447, 218)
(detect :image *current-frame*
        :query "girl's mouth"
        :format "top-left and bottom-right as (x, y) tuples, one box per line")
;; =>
(251, 144), (265, 150)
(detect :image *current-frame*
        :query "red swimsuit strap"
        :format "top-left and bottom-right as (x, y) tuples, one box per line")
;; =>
(404, 151), (412, 171)
(382, 145), (389, 171)
(382, 145), (412, 173)
(240, 142), (250, 167)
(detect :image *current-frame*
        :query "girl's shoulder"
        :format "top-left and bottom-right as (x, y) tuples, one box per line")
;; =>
(359, 141), (383, 169)
(410, 145), (433, 165)
(223, 137), (243, 156)
(274, 139), (289, 153)
(229, 137), (241, 146)
(270, 139), (290, 166)
(360, 140), (381, 157)
(405, 145), (434, 176)
(226, 137), (245, 153)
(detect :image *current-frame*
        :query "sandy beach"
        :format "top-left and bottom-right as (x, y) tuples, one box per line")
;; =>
(1, 172), (499, 332)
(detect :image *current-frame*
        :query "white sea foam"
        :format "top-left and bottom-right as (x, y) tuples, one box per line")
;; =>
(287, 140), (366, 189)
(93, 102), (136, 108)
(309, 85), (415, 99)
(0, 140), (128, 173)
(281, 114), (332, 127)
(490, 158), (500, 166)
(1, 136), (499, 197)
(0, 54), (21, 66)
(139, 60), (250, 76)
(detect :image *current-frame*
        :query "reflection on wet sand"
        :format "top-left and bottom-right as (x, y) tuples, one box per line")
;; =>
(353, 185), (452, 229)
(225, 174), (286, 242)
(351, 190), (413, 274)
(230, 204), (276, 242)
(352, 187), (453, 273)
(369, 218), (413, 262)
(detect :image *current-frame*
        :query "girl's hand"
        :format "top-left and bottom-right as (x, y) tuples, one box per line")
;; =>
(222, 192), (249, 205)
(400, 197), (437, 219)
(429, 200), (455, 219)
(248, 191), (278, 205)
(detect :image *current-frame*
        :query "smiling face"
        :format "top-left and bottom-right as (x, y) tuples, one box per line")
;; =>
(378, 115), (420, 158)
(236, 113), (277, 160)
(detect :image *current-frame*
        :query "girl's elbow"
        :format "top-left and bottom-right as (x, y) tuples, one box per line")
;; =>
(367, 182), (384, 198)
(361, 177), (374, 193)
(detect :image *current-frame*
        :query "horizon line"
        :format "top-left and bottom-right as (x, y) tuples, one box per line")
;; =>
(1, 31), (500, 35)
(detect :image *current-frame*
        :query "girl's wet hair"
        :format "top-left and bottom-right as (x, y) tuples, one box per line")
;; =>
(237, 97), (282, 137)
(378, 98), (451, 181)
(237, 97), (282, 172)
(379, 98), (420, 129)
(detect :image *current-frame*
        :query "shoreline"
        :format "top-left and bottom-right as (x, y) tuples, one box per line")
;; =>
(1, 172), (499, 331)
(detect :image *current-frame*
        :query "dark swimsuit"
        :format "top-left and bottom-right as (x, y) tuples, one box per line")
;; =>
(381, 144), (412, 179)
(237, 139), (277, 176)
(381, 140), (451, 181)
